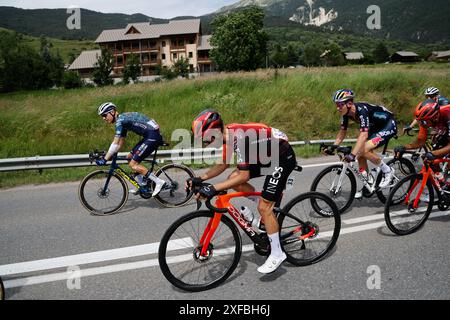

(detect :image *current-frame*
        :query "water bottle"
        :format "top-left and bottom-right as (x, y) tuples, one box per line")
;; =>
(240, 207), (265, 233)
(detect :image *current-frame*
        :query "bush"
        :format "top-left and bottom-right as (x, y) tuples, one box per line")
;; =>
(62, 71), (83, 89)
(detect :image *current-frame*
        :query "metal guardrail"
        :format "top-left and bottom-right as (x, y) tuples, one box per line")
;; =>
(0, 139), (357, 173)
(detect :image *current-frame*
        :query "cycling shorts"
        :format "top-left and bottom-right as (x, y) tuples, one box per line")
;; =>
(130, 132), (162, 163)
(368, 118), (397, 148)
(247, 145), (297, 203)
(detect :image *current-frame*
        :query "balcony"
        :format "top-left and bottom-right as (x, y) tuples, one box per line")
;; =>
(197, 57), (211, 63)
(142, 59), (161, 66)
(170, 45), (186, 52)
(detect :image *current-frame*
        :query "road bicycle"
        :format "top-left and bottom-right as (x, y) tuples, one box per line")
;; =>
(310, 140), (415, 215)
(158, 165), (341, 292)
(78, 143), (195, 215)
(384, 156), (450, 235)
(0, 276), (4, 300)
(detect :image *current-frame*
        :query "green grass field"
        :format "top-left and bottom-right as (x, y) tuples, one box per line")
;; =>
(1, 63), (449, 187)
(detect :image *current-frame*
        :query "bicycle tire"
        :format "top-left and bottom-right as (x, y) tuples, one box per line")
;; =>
(0, 277), (4, 300)
(158, 210), (242, 292)
(310, 164), (356, 215)
(153, 164), (195, 208)
(376, 157), (416, 204)
(279, 192), (340, 266)
(78, 170), (128, 215)
(384, 173), (434, 235)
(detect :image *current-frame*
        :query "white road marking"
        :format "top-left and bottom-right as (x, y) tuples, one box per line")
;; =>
(2, 209), (449, 289)
(0, 237), (193, 276)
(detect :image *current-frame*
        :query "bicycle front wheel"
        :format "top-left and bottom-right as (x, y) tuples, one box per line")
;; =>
(279, 192), (341, 266)
(384, 173), (434, 235)
(78, 170), (128, 215)
(158, 210), (242, 292)
(153, 164), (195, 207)
(310, 164), (356, 215)
(0, 277), (4, 300)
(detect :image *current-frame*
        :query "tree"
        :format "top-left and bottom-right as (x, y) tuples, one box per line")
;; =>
(210, 6), (269, 72)
(62, 71), (83, 89)
(373, 42), (390, 64)
(173, 56), (190, 78)
(123, 53), (141, 84)
(92, 49), (113, 86)
(270, 44), (288, 68)
(302, 40), (324, 67)
(321, 42), (345, 66)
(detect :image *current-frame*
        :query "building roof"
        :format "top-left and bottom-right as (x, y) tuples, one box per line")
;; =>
(68, 50), (101, 70)
(95, 19), (201, 43)
(434, 50), (450, 58)
(393, 51), (419, 57)
(198, 35), (212, 50)
(344, 52), (364, 60)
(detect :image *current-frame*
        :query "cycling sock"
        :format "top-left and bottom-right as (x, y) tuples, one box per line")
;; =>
(380, 161), (391, 174)
(144, 172), (165, 184)
(268, 233), (283, 258)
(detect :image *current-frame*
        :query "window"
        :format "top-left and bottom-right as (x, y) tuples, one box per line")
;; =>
(162, 41), (166, 47)
(173, 53), (177, 60)
(162, 53), (166, 60)
(117, 56), (123, 65)
(188, 52), (193, 58)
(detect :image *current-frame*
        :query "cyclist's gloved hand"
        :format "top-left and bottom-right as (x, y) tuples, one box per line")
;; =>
(95, 157), (107, 166)
(198, 184), (218, 199)
(402, 125), (412, 136)
(394, 146), (406, 157)
(324, 145), (338, 156)
(344, 153), (356, 163)
(185, 177), (204, 192)
(424, 152), (436, 162)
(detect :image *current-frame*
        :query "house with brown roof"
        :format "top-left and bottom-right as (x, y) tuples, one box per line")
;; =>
(69, 19), (215, 79)
(427, 51), (450, 62)
(390, 51), (421, 63)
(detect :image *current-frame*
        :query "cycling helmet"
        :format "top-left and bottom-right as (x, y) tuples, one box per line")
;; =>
(424, 87), (439, 97)
(415, 99), (439, 123)
(192, 109), (223, 139)
(98, 102), (116, 116)
(333, 89), (355, 103)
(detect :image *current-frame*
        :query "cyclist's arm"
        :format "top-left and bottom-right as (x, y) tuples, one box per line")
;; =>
(334, 129), (347, 145)
(352, 131), (369, 156)
(404, 126), (426, 150)
(433, 143), (450, 158)
(409, 119), (418, 128)
(199, 164), (229, 181)
(214, 169), (250, 192)
(104, 137), (125, 161)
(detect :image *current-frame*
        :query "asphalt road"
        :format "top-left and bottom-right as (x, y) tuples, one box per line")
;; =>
(1, 156), (449, 300)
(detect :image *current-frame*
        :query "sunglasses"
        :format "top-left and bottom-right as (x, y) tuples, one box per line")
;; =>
(336, 102), (347, 110)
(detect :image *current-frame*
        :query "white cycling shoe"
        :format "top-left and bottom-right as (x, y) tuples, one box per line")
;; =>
(257, 252), (287, 274)
(152, 180), (166, 197)
(379, 168), (395, 188)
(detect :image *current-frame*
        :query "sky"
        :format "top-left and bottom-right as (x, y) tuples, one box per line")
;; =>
(0, 0), (238, 18)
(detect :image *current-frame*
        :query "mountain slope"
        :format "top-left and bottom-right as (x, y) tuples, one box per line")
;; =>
(218, 0), (450, 43)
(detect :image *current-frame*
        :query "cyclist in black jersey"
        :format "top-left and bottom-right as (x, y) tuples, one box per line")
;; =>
(96, 102), (166, 196)
(328, 89), (398, 196)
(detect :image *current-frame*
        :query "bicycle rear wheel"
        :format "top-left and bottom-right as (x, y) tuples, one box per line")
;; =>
(278, 192), (340, 266)
(78, 170), (128, 215)
(384, 173), (434, 235)
(158, 210), (242, 292)
(153, 164), (195, 207)
(376, 157), (416, 203)
(310, 164), (356, 215)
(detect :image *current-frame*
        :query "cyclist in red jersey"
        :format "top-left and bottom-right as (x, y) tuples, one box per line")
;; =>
(188, 110), (297, 274)
(395, 100), (450, 181)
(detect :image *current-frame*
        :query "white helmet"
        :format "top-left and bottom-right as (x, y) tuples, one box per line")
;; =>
(98, 102), (116, 116)
(425, 87), (439, 96)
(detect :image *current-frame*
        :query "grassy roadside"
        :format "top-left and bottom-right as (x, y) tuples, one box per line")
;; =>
(1, 64), (449, 188)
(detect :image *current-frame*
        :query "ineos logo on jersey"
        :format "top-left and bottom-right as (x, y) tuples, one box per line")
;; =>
(266, 167), (284, 195)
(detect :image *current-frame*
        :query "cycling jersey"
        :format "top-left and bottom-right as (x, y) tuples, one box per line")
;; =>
(222, 123), (291, 171)
(418, 105), (450, 149)
(222, 123), (296, 202)
(437, 96), (449, 106)
(115, 112), (160, 138)
(340, 102), (394, 133)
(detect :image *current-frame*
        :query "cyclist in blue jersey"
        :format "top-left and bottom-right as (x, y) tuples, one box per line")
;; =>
(403, 87), (449, 135)
(327, 89), (398, 198)
(96, 102), (166, 196)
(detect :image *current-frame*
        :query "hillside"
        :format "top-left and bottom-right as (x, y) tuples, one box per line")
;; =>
(218, 0), (450, 44)
(1, 64), (449, 159)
